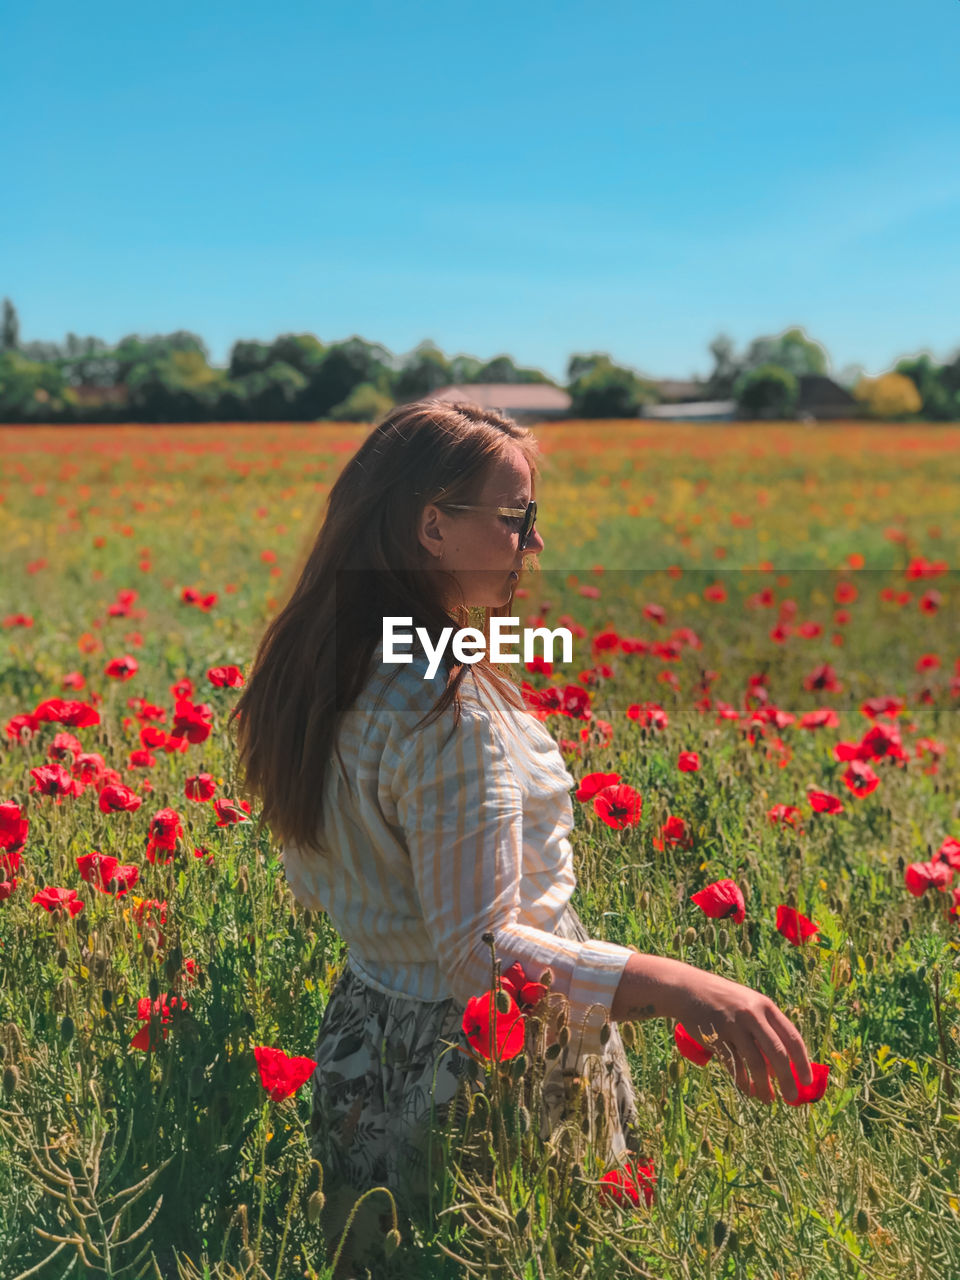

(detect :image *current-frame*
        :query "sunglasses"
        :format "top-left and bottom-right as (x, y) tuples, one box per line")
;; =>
(441, 500), (538, 551)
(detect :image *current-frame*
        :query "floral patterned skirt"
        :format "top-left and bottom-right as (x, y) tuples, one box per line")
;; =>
(307, 902), (641, 1240)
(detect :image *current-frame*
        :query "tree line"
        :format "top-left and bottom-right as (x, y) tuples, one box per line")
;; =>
(1, 299), (957, 423)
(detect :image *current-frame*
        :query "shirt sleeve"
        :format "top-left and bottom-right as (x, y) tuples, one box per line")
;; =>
(390, 694), (634, 1026)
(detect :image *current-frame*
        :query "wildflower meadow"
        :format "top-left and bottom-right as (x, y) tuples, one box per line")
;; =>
(1, 420), (959, 1279)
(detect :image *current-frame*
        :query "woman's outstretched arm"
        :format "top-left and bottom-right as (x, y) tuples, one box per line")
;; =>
(610, 951), (813, 1104)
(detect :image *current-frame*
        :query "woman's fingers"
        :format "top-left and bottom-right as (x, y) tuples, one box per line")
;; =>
(761, 1003), (814, 1090)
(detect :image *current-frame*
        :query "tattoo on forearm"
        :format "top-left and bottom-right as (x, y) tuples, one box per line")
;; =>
(624, 1004), (656, 1020)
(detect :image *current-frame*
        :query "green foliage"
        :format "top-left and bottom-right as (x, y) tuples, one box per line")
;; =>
(392, 341), (452, 402)
(326, 380), (395, 422)
(734, 363), (799, 419)
(568, 356), (658, 418)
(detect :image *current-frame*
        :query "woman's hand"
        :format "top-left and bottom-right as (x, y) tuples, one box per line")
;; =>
(669, 967), (813, 1103)
(611, 952), (813, 1103)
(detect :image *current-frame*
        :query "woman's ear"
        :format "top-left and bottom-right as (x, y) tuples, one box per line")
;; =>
(417, 504), (445, 560)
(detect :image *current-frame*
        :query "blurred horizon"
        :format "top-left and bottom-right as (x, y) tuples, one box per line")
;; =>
(3, 0), (959, 383)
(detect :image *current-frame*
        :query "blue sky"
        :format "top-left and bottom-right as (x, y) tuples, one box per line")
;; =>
(3, 0), (959, 383)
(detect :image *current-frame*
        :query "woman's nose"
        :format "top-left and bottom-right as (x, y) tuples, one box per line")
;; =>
(527, 526), (545, 554)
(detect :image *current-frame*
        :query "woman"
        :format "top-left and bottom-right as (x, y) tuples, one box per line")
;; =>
(231, 398), (813, 1260)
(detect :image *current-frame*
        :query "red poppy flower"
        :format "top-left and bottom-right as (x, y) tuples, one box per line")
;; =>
(145, 808), (185, 864)
(652, 815), (694, 851)
(31, 886), (85, 918)
(499, 961), (548, 1009)
(904, 860), (953, 897)
(171, 699), (214, 745)
(0, 878), (17, 902)
(674, 1023), (714, 1066)
(767, 804), (803, 830)
(72, 752), (107, 786)
(935, 838), (960, 870)
(213, 798), (252, 826)
(808, 790), (844, 815)
(253, 1045), (319, 1100)
(560, 685), (592, 720)
(691, 879), (745, 924)
(626, 702), (669, 729)
(860, 696), (905, 720)
(804, 664), (842, 693)
(677, 751), (700, 773)
(76, 851), (140, 896)
(5, 711), (39, 742)
(0, 802), (29, 857)
(599, 1157), (655, 1208)
(48, 731), (83, 761)
(105, 655), (139, 680)
(462, 990), (525, 1062)
(185, 772), (217, 802)
(703, 583), (727, 603)
(775, 905), (819, 946)
(799, 708), (839, 730)
(29, 764), (85, 803)
(130, 993), (190, 1051)
(593, 784), (643, 830)
(33, 698), (101, 728)
(841, 760), (879, 798)
(207, 665), (245, 688)
(575, 771), (621, 802)
(98, 782), (143, 814)
(782, 1061), (829, 1106)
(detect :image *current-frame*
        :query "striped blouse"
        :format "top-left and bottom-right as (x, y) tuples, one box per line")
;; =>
(281, 639), (635, 1041)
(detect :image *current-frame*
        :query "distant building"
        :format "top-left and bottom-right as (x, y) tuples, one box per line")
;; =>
(642, 400), (736, 422)
(795, 375), (860, 419)
(424, 383), (571, 423)
(649, 379), (707, 402)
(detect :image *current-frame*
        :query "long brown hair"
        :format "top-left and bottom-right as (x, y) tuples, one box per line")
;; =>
(229, 398), (541, 857)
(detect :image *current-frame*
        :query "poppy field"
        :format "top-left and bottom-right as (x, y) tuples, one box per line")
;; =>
(1, 420), (959, 1280)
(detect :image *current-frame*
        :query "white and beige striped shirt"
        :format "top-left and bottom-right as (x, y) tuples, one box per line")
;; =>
(281, 640), (634, 1029)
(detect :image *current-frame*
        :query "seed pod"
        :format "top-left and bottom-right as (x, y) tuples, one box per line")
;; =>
(516, 1205), (530, 1232)
(865, 952), (875, 973)
(239, 1247), (255, 1273)
(0, 1044), (5, 1061)
(518, 1104), (531, 1134)
(599, 1021), (612, 1046)
(56, 947), (69, 969)
(3, 1065), (19, 1097)
(683, 927), (697, 947)
(700, 1137), (711, 1158)
(148, 975), (160, 1001)
(717, 928), (729, 949)
(639, 891), (650, 909)
(762, 1164), (775, 1181)
(384, 1228), (401, 1257)
(726, 1229), (739, 1251)
(866, 1183), (880, 1206)
(705, 924), (717, 947)
(165, 947), (183, 981)
(620, 1021), (637, 1050)
(557, 1026), (570, 1050)
(855, 1208), (869, 1234)
(511, 1053), (527, 1082)
(92, 951), (108, 977)
(302, 909), (313, 927)
(60, 1016), (75, 1044)
(545, 1042), (562, 1060)
(713, 1220), (727, 1247)
(306, 1189), (326, 1224)
(539, 968), (554, 988)
(496, 990), (511, 1015)
(101, 988), (114, 1012)
(667, 1059), (680, 1084)
(143, 936), (157, 961)
(671, 929), (681, 951)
